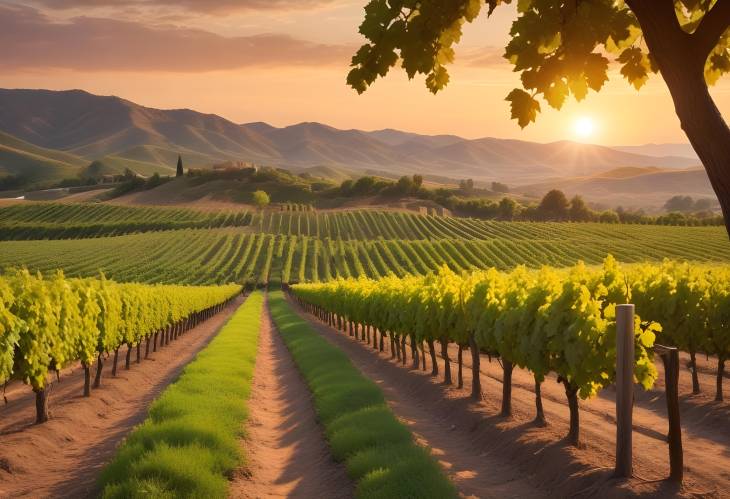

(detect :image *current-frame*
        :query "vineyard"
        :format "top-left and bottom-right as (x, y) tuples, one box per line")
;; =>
(0, 269), (241, 422)
(0, 215), (729, 286)
(4, 203), (730, 244)
(0, 203), (252, 240)
(1, 203), (730, 497)
(290, 257), (730, 445)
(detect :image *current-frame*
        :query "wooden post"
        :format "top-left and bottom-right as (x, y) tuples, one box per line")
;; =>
(614, 304), (634, 478)
(658, 345), (683, 483)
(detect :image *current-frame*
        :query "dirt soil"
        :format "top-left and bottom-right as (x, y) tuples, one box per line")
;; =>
(0, 295), (244, 499)
(293, 300), (728, 498)
(230, 302), (352, 499)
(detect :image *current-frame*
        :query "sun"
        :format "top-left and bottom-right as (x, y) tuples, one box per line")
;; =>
(573, 117), (596, 140)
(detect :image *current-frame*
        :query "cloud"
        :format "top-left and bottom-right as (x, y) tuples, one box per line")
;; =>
(31, 0), (338, 14)
(0, 4), (352, 72)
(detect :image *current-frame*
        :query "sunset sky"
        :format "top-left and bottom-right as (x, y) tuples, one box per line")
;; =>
(2, 0), (729, 145)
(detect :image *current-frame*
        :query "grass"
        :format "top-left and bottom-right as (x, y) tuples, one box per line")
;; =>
(268, 290), (457, 499)
(98, 291), (263, 498)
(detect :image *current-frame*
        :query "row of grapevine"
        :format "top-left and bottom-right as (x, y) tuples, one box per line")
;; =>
(0, 203), (251, 240)
(0, 203), (250, 225)
(631, 260), (730, 400)
(1, 228), (729, 287)
(0, 269), (241, 423)
(255, 210), (730, 243)
(291, 256), (694, 446)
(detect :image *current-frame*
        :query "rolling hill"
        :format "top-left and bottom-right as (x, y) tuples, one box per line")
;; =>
(0, 131), (86, 185)
(518, 166), (716, 210)
(612, 143), (699, 160)
(0, 88), (699, 190)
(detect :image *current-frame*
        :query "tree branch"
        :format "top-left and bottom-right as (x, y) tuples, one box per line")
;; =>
(694, 0), (730, 59)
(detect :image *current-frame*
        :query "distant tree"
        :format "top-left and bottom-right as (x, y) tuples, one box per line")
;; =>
(694, 198), (717, 211)
(176, 155), (184, 177)
(352, 176), (377, 195)
(252, 190), (270, 210)
(459, 178), (475, 194)
(348, 1), (730, 239)
(396, 175), (415, 195)
(664, 195), (695, 213)
(412, 174), (424, 189)
(491, 182), (509, 194)
(538, 190), (569, 220)
(145, 172), (163, 190)
(657, 212), (688, 225)
(497, 197), (517, 221)
(616, 206), (648, 224)
(339, 179), (354, 195)
(84, 160), (106, 178)
(569, 196), (593, 222)
(599, 210), (620, 224)
(0, 174), (28, 190)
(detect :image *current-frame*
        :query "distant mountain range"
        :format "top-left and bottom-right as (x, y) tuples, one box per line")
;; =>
(0, 88), (715, 208)
(611, 143), (699, 160)
(519, 166), (716, 209)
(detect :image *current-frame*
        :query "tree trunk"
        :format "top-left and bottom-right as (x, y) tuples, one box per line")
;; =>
(421, 342), (427, 371)
(689, 349), (701, 394)
(428, 340), (438, 376)
(153, 332), (158, 352)
(562, 380), (581, 447)
(137, 342), (141, 364)
(390, 335), (397, 360)
(125, 344), (132, 370)
(627, 0), (730, 239)
(501, 359), (513, 417)
(93, 354), (104, 388)
(441, 337), (452, 385)
(717, 356), (725, 402)
(411, 334), (419, 369)
(469, 333), (481, 400)
(83, 363), (91, 397)
(112, 348), (120, 377)
(401, 335), (407, 365)
(34, 387), (49, 424)
(379, 331), (385, 352)
(145, 336), (151, 358)
(534, 377), (546, 426)
(457, 345), (464, 389)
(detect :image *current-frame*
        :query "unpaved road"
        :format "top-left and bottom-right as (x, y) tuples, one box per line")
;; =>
(0, 296), (244, 499)
(230, 302), (352, 498)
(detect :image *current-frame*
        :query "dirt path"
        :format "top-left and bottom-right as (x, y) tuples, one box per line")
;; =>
(0, 295), (245, 499)
(230, 301), (352, 499)
(289, 306), (545, 498)
(292, 300), (726, 498)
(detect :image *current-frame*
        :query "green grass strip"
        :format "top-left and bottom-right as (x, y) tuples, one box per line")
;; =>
(268, 290), (457, 499)
(99, 291), (263, 498)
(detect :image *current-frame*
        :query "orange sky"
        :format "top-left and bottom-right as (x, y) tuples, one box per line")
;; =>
(2, 0), (729, 145)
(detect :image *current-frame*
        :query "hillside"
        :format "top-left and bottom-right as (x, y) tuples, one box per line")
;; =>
(612, 143), (699, 160)
(519, 166), (715, 210)
(0, 131), (86, 185)
(0, 89), (698, 188)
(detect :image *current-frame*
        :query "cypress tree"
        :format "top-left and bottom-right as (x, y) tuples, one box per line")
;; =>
(176, 155), (183, 177)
